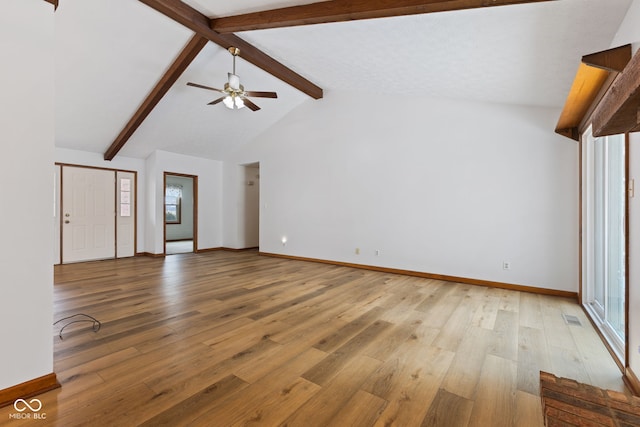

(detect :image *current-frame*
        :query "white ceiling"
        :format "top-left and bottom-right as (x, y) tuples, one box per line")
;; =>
(54, 0), (633, 161)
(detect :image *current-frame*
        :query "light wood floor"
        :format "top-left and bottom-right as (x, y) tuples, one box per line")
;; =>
(1, 251), (627, 426)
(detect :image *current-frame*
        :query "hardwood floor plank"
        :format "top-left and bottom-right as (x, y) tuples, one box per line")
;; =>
(421, 388), (474, 427)
(283, 355), (382, 427)
(312, 306), (387, 353)
(19, 251), (623, 426)
(440, 326), (493, 400)
(55, 347), (139, 398)
(223, 348), (326, 426)
(519, 292), (544, 329)
(467, 354), (517, 427)
(548, 345), (591, 385)
(330, 389), (388, 427)
(517, 325), (552, 395)
(431, 285), (481, 352)
(470, 287), (499, 330)
(541, 296), (578, 350)
(515, 390), (545, 427)
(138, 375), (249, 426)
(416, 283), (473, 333)
(365, 342), (455, 426)
(56, 382), (158, 427)
(144, 337), (281, 395)
(488, 309), (519, 361)
(302, 320), (392, 386)
(565, 309), (626, 392)
(362, 311), (425, 361)
(225, 377), (321, 426)
(372, 356), (452, 426)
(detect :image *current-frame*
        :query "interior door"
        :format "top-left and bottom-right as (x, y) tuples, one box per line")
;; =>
(62, 166), (116, 263)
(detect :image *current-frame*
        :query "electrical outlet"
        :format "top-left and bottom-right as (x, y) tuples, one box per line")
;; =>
(375, 250), (380, 256)
(355, 248), (360, 255)
(503, 261), (511, 270)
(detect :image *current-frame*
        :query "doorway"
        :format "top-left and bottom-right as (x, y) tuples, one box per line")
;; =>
(242, 163), (260, 249)
(59, 165), (136, 263)
(582, 127), (627, 362)
(164, 173), (197, 255)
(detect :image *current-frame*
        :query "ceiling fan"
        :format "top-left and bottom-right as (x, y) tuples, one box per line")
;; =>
(187, 47), (277, 111)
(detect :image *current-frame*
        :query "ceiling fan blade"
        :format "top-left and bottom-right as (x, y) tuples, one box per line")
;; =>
(245, 91), (278, 99)
(242, 98), (261, 111)
(207, 96), (226, 105)
(187, 82), (223, 92)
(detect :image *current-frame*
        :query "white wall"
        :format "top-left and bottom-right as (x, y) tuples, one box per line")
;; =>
(0, 0), (55, 390)
(226, 91), (578, 292)
(611, 0), (640, 54)
(147, 151), (223, 253)
(166, 175), (194, 241)
(55, 147), (146, 253)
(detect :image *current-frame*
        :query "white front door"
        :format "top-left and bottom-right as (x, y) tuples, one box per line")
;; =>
(62, 166), (116, 263)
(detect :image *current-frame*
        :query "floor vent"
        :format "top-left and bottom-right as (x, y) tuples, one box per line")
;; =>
(562, 314), (582, 326)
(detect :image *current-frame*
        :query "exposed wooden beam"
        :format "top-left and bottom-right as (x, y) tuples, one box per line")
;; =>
(592, 47), (640, 137)
(582, 44), (632, 73)
(555, 63), (609, 141)
(103, 35), (208, 161)
(554, 45), (632, 141)
(210, 0), (556, 33)
(44, 0), (58, 10)
(138, 0), (323, 100)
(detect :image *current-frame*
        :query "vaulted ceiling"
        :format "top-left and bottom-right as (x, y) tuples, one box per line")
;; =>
(54, 0), (633, 161)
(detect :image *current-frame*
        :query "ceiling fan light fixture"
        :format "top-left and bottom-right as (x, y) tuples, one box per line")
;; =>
(223, 95), (234, 109)
(187, 46), (276, 112)
(223, 94), (245, 110)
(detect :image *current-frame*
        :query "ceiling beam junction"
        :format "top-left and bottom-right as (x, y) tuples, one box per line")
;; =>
(210, 0), (557, 33)
(104, 0), (324, 160)
(138, 0), (323, 100)
(582, 44), (632, 73)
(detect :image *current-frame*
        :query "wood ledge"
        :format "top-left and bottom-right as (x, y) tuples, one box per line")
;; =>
(555, 44), (632, 140)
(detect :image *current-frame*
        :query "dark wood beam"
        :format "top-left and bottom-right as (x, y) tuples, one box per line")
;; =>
(210, 0), (556, 33)
(592, 47), (640, 137)
(138, 0), (323, 100)
(104, 35), (208, 161)
(44, 0), (58, 10)
(582, 44), (632, 73)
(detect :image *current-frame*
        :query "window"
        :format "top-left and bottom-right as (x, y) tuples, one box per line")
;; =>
(582, 126), (626, 361)
(165, 184), (182, 224)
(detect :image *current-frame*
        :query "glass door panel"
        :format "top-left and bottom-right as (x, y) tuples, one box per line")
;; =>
(583, 128), (626, 361)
